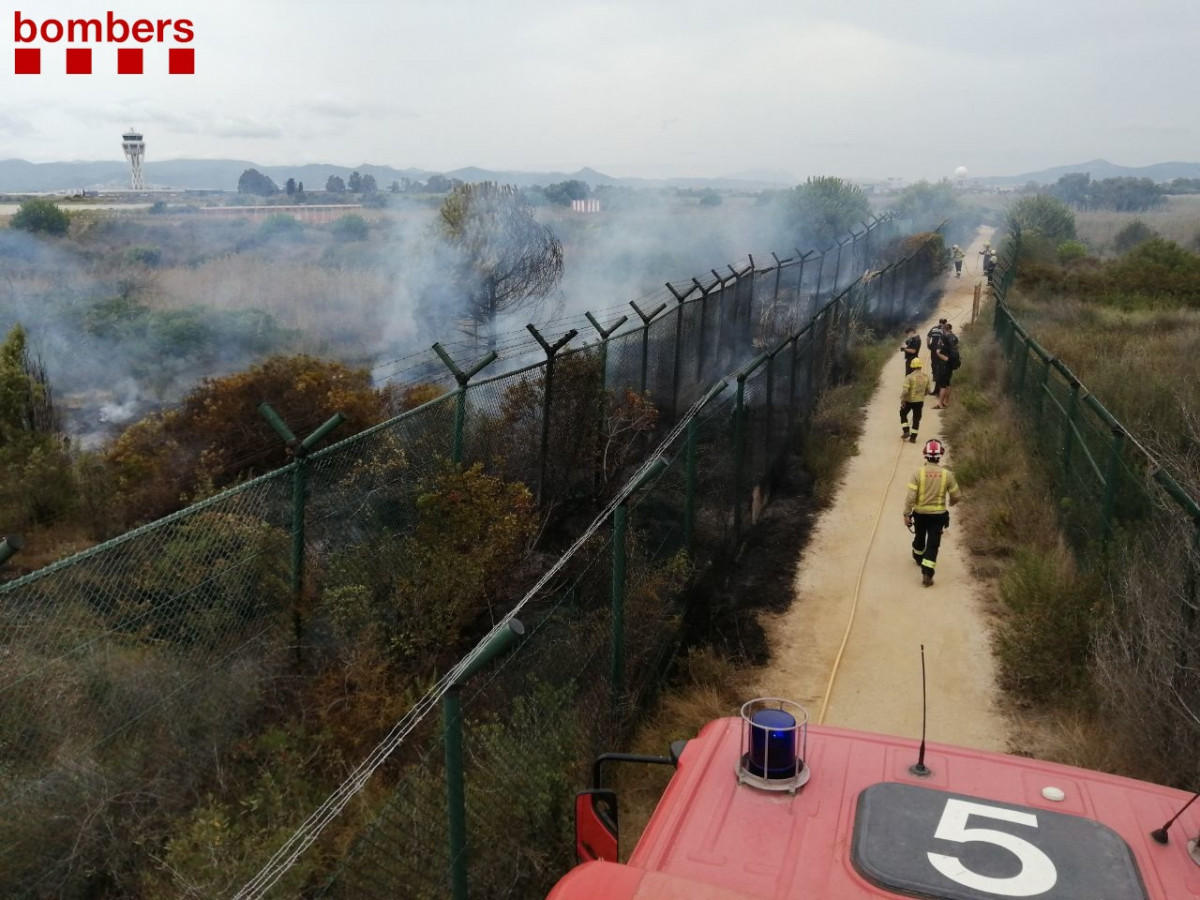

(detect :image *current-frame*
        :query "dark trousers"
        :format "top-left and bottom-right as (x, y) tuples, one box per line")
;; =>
(929, 361), (944, 393)
(900, 401), (924, 434)
(912, 511), (950, 574)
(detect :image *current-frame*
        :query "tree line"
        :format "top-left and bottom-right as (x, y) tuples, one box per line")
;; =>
(1046, 173), (1166, 211)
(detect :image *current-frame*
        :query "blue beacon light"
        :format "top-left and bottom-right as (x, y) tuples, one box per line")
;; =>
(749, 708), (799, 779)
(737, 698), (810, 792)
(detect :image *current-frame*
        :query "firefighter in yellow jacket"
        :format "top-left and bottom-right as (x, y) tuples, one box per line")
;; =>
(903, 438), (961, 587)
(900, 357), (929, 444)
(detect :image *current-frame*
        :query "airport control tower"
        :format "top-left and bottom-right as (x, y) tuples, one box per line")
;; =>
(122, 129), (145, 190)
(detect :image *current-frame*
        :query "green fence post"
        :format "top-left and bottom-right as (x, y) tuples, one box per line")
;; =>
(733, 374), (748, 541)
(887, 263), (899, 319)
(584, 312), (627, 388)
(611, 459), (668, 714)
(665, 282), (697, 424)
(0, 534), (23, 568)
(1060, 378), (1082, 488)
(1003, 317), (1019, 371)
(444, 620), (525, 900)
(432, 342), (499, 464)
(258, 402), (345, 666)
(1100, 427), (1127, 551)
(685, 381), (730, 554)
(787, 335), (800, 435)
(684, 418), (699, 554)
(794, 250), (813, 305)
(527, 323), (579, 504)
(832, 239), (846, 298)
(611, 500), (628, 714)
(629, 300), (668, 398)
(711, 269), (730, 358)
(861, 217), (875, 269)
(1035, 353), (1052, 426)
(585, 311), (629, 491)
(812, 249), (828, 310)
(764, 350), (777, 460)
(808, 313), (821, 410)
(692, 276), (718, 383)
(771, 252), (787, 303)
(1014, 336), (1030, 398)
(741, 257), (756, 347)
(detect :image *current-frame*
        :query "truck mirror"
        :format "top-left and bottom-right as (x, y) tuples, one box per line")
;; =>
(575, 789), (618, 863)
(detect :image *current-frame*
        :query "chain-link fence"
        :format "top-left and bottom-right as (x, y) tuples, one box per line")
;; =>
(0, 220), (946, 898)
(990, 233), (1200, 787)
(990, 232), (1200, 567)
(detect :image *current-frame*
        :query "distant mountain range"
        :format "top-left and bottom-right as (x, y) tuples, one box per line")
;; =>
(5, 156), (1200, 194)
(996, 158), (1200, 185)
(0, 158), (796, 193)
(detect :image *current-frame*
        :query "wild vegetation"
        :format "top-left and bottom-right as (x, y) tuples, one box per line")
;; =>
(943, 197), (1200, 789)
(0, 188), (945, 897)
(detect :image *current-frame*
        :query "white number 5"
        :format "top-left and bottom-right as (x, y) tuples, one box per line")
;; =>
(927, 799), (1058, 897)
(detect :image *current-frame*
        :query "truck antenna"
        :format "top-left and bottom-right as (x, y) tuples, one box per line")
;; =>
(909, 644), (932, 777)
(1151, 790), (1200, 844)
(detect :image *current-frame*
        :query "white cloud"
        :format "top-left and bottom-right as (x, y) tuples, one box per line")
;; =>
(2, 0), (1199, 178)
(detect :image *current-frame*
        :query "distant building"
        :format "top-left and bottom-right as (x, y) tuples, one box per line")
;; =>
(571, 199), (601, 213)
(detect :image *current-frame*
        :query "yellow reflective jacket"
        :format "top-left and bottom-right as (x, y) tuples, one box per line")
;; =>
(902, 371), (930, 403)
(905, 462), (961, 515)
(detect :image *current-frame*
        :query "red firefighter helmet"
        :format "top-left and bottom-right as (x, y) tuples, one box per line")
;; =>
(922, 439), (945, 462)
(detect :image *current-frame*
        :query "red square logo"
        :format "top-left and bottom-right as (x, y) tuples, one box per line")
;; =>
(169, 47), (194, 75)
(118, 47), (143, 75)
(66, 47), (92, 75)
(15, 47), (40, 75)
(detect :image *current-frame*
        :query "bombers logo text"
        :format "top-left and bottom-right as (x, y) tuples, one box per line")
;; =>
(12, 11), (195, 75)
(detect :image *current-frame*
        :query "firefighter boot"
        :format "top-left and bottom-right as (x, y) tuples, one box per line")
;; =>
(922, 569), (934, 587)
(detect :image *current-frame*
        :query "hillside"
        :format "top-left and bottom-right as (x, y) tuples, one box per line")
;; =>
(995, 158), (1200, 185)
(0, 158), (795, 194)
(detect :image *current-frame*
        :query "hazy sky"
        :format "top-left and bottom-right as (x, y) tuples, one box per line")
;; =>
(2, 0), (1195, 181)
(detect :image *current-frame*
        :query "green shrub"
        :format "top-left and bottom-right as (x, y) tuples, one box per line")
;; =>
(322, 463), (538, 667)
(124, 244), (162, 266)
(9, 198), (69, 236)
(332, 213), (369, 241)
(1056, 240), (1088, 265)
(140, 725), (331, 897)
(995, 547), (1101, 702)
(259, 213), (304, 240)
(105, 355), (387, 524)
(1112, 220), (1157, 254)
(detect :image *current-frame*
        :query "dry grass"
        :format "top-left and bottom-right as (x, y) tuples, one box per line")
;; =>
(942, 298), (1200, 784)
(1005, 293), (1200, 494)
(1005, 704), (1129, 776)
(153, 254), (394, 348)
(1076, 194), (1200, 253)
(613, 649), (751, 857)
(803, 337), (894, 508)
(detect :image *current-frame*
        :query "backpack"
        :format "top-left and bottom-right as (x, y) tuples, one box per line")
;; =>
(947, 347), (962, 370)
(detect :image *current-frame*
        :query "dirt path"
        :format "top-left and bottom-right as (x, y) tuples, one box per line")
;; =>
(751, 227), (1010, 752)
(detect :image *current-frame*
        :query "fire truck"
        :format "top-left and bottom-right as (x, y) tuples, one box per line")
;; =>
(548, 698), (1200, 900)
